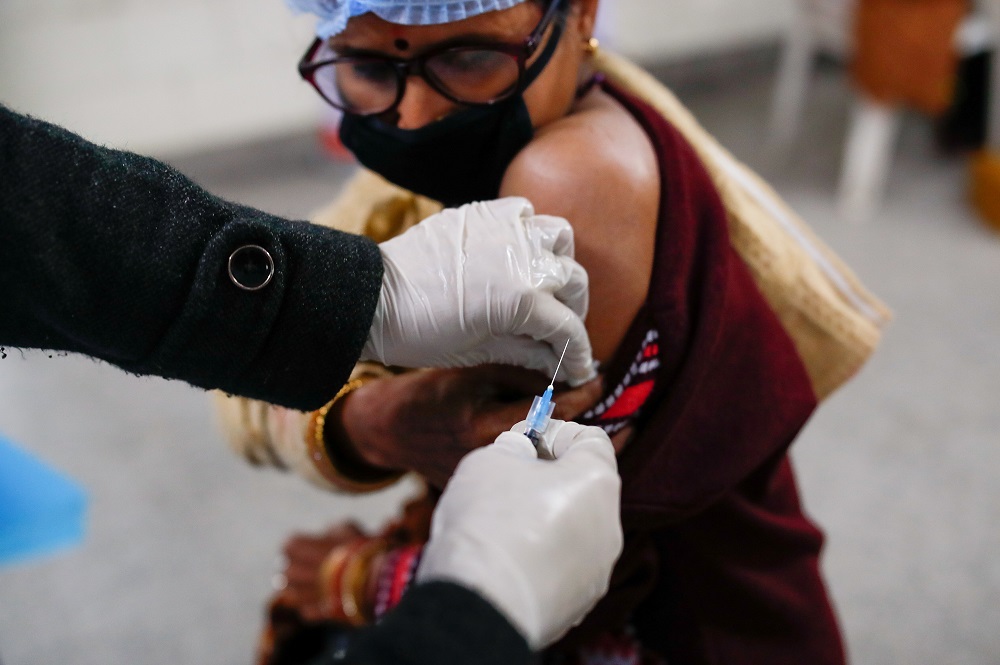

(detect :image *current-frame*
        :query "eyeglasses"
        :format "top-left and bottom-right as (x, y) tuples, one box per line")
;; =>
(297, 0), (565, 116)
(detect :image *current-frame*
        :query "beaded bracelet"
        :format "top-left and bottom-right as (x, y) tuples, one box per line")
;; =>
(305, 377), (404, 493)
(373, 543), (425, 621)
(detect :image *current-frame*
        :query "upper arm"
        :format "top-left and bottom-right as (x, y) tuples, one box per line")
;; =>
(499, 107), (660, 364)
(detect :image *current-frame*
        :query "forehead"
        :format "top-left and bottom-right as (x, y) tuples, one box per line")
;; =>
(329, 3), (543, 51)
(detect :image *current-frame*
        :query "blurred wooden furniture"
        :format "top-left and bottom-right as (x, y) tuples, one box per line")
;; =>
(769, 0), (998, 223)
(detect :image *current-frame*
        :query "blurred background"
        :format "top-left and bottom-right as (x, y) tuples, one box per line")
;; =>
(2, 0), (999, 663)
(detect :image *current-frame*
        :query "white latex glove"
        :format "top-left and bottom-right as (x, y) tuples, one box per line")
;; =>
(362, 197), (597, 386)
(416, 420), (623, 649)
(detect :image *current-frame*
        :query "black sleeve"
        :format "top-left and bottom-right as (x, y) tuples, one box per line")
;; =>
(341, 582), (534, 665)
(0, 104), (383, 411)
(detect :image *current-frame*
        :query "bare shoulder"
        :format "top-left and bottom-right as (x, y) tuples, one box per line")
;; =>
(500, 90), (660, 363)
(501, 90), (659, 225)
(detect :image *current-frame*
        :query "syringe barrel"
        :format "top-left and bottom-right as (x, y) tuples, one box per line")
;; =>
(524, 393), (556, 447)
(526, 394), (555, 429)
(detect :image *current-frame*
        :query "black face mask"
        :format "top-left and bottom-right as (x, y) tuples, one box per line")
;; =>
(339, 17), (563, 207)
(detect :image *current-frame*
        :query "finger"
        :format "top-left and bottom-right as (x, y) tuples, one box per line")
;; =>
(478, 196), (534, 227)
(283, 535), (322, 560)
(286, 566), (322, 587)
(474, 336), (561, 377)
(325, 523), (366, 540)
(551, 425), (618, 469)
(468, 363), (550, 396)
(489, 430), (539, 459)
(474, 407), (530, 444)
(513, 295), (595, 386)
(525, 213), (575, 258)
(473, 396), (541, 443)
(551, 378), (602, 420)
(299, 603), (328, 623)
(283, 541), (338, 567)
(545, 419), (592, 452)
(530, 417), (567, 460)
(550, 255), (589, 319)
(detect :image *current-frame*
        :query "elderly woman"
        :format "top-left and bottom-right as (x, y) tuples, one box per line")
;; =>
(218, 1), (888, 663)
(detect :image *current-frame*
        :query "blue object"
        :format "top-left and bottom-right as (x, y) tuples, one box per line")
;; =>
(523, 384), (555, 447)
(0, 435), (88, 566)
(523, 339), (569, 448)
(285, 0), (528, 38)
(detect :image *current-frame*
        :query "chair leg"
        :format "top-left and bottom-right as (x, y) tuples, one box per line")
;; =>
(767, 7), (817, 163)
(836, 94), (903, 223)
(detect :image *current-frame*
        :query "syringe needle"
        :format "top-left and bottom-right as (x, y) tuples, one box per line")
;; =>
(524, 339), (571, 449)
(550, 338), (571, 387)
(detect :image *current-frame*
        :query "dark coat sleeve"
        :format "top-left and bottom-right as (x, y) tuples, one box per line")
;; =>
(0, 104), (383, 411)
(255, 583), (533, 665)
(340, 582), (533, 665)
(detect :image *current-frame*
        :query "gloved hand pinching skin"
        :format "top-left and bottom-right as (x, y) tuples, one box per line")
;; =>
(415, 419), (623, 649)
(362, 197), (597, 386)
(340, 365), (603, 489)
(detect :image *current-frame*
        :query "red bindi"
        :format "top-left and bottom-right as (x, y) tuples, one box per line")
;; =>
(389, 26), (410, 51)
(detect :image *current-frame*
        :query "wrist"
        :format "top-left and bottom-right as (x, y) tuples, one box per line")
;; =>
(350, 582), (531, 665)
(417, 530), (540, 648)
(307, 377), (404, 493)
(359, 256), (391, 364)
(328, 379), (391, 471)
(319, 537), (389, 626)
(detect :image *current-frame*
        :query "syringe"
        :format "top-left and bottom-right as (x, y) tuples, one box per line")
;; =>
(523, 339), (570, 448)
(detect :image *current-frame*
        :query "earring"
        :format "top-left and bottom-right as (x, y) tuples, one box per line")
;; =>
(584, 36), (600, 55)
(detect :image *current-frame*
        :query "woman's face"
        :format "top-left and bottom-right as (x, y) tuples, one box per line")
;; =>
(328, 1), (597, 131)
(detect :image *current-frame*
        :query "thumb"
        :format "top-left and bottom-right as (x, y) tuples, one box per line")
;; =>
(551, 378), (603, 421)
(512, 296), (595, 386)
(489, 430), (539, 459)
(550, 424), (617, 470)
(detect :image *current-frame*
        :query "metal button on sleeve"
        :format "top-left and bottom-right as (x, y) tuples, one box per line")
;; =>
(228, 245), (274, 291)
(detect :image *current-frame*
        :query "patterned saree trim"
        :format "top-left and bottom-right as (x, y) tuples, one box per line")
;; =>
(578, 329), (660, 435)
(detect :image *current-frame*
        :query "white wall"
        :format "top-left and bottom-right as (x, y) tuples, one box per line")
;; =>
(598, 0), (793, 60)
(0, 0), (320, 155)
(0, 0), (793, 155)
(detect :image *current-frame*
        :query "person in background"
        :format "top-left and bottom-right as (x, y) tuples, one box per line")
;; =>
(218, 0), (886, 663)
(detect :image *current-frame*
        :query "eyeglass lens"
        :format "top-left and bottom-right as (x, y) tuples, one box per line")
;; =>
(309, 42), (521, 115)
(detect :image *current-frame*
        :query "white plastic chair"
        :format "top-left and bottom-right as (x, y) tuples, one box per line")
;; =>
(768, 0), (998, 223)
(768, 0), (856, 158)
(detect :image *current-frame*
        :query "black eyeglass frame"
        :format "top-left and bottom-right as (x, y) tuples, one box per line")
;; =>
(297, 0), (566, 116)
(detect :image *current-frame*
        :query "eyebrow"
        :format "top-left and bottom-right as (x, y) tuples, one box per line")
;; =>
(329, 29), (527, 58)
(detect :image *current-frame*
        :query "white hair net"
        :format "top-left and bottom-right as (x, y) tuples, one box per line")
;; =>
(285, 0), (531, 39)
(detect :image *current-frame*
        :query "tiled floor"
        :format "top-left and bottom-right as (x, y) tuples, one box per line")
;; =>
(2, 59), (999, 664)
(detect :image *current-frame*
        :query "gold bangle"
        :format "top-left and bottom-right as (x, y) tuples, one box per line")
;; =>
(339, 538), (388, 626)
(319, 542), (356, 604)
(317, 538), (386, 626)
(306, 377), (404, 493)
